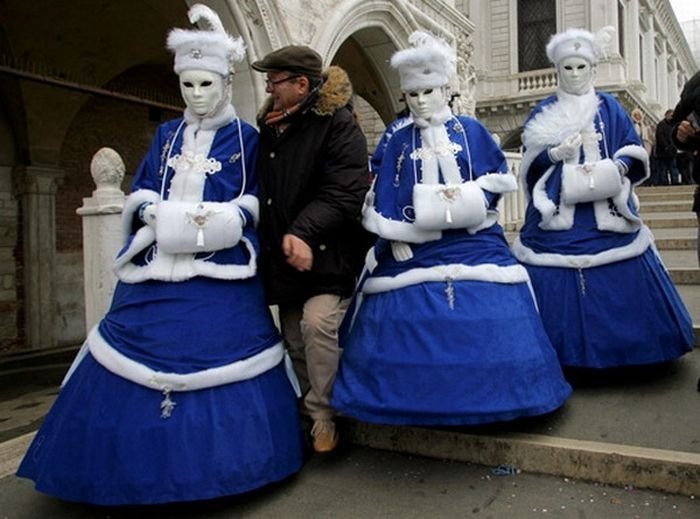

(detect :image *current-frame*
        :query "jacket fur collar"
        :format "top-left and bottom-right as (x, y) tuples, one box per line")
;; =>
(258, 65), (353, 119)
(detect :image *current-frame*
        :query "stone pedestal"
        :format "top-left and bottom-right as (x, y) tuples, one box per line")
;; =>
(76, 148), (125, 334)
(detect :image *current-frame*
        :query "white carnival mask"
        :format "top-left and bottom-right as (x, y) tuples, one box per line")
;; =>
(557, 56), (594, 95)
(404, 87), (448, 122)
(179, 69), (226, 117)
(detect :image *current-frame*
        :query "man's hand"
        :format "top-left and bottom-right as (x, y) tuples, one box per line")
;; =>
(282, 233), (313, 271)
(676, 120), (698, 143)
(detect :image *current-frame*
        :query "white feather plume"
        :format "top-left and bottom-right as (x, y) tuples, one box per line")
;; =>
(188, 4), (225, 33)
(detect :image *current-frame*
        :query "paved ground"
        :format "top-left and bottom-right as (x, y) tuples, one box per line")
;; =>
(2, 445), (699, 518)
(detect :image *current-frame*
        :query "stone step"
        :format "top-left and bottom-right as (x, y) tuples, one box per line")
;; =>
(655, 237), (696, 250)
(345, 421), (700, 497)
(642, 213), (697, 229)
(648, 226), (696, 240)
(639, 200), (693, 212)
(669, 268), (700, 285)
(636, 185), (695, 196)
(657, 248), (697, 269)
(637, 191), (695, 203)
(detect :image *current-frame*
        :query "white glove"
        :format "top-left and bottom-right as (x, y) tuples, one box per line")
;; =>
(549, 133), (582, 162)
(391, 241), (413, 262)
(140, 203), (157, 229)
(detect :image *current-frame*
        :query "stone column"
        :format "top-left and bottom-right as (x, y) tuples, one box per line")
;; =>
(667, 56), (679, 107)
(658, 39), (669, 109)
(76, 148), (125, 334)
(627, 0), (641, 82)
(15, 164), (63, 349)
(642, 15), (657, 102)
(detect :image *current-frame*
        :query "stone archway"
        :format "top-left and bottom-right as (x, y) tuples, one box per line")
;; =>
(331, 27), (400, 127)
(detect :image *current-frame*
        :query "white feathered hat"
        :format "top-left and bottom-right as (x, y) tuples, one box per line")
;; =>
(391, 31), (456, 91)
(546, 26), (615, 66)
(167, 4), (246, 77)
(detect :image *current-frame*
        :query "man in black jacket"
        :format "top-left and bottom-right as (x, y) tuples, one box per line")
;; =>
(672, 70), (700, 393)
(252, 46), (370, 453)
(672, 71), (700, 263)
(655, 109), (682, 185)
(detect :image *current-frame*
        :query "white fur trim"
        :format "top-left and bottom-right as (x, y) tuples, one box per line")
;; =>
(613, 144), (650, 185)
(523, 91), (599, 151)
(237, 194), (259, 225)
(413, 181), (487, 231)
(467, 211), (499, 234)
(476, 172), (518, 193)
(391, 31), (456, 91)
(365, 245), (378, 274)
(84, 326), (289, 392)
(546, 26), (615, 66)
(155, 201), (242, 254)
(593, 177), (642, 233)
(362, 263), (530, 294)
(114, 226), (157, 272)
(512, 226), (653, 268)
(121, 189), (161, 241)
(560, 159), (622, 205)
(115, 236), (257, 283)
(531, 166), (575, 230)
(362, 204), (442, 243)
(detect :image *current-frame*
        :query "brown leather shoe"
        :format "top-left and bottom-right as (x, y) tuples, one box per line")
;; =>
(311, 419), (338, 454)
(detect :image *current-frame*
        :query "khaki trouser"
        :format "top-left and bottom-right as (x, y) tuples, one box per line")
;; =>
(279, 294), (349, 421)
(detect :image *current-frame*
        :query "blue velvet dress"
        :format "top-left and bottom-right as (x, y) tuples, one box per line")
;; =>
(332, 114), (572, 425)
(513, 91), (693, 367)
(16, 113), (304, 505)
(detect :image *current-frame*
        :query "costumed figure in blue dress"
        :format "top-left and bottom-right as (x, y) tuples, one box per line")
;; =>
(331, 32), (571, 426)
(511, 27), (693, 368)
(17, 5), (303, 505)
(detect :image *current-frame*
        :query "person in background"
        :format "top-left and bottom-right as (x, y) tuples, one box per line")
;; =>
(252, 45), (370, 454)
(655, 109), (682, 185)
(332, 31), (571, 426)
(16, 4), (303, 505)
(671, 70), (700, 264)
(512, 27), (693, 369)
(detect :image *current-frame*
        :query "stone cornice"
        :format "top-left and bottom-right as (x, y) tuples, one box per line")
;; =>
(649, 0), (697, 73)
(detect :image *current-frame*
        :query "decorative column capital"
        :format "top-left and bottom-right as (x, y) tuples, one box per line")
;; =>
(13, 164), (64, 197)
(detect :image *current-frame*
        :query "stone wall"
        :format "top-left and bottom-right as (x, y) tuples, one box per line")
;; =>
(354, 96), (386, 155)
(0, 166), (19, 352)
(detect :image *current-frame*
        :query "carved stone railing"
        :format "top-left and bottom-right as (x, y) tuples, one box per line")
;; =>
(517, 69), (558, 93)
(76, 148), (125, 333)
(498, 151), (526, 231)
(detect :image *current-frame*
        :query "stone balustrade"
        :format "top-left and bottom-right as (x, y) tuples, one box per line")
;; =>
(517, 70), (558, 93)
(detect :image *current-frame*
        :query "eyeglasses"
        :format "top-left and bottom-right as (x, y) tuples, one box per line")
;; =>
(265, 75), (300, 87)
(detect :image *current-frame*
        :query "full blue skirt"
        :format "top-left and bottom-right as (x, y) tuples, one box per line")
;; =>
(332, 278), (572, 425)
(17, 277), (304, 505)
(525, 247), (694, 367)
